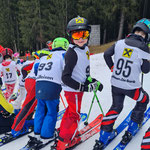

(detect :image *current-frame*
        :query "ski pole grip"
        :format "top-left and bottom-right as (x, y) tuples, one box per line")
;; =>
(87, 76), (92, 82)
(96, 81), (101, 90)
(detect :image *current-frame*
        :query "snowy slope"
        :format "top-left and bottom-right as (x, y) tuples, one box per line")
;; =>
(1, 53), (150, 150)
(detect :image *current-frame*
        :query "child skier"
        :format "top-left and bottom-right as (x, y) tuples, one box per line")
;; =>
(11, 60), (31, 114)
(93, 18), (150, 149)
(51, 16), (103, 150)
(11, 59), (38, 137)
(23, 37), (69, 149)
(0, 76), (15, 134)
(11, 49), (51, 138)
(0, 48), (20, 100)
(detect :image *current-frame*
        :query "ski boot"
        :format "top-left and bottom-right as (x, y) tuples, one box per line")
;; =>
(11, 120), (33, 138)
(51, 139), (68, 150)
(93, 130), (116, 150)
(93, 140), (104, 150)
(121, 120), (141, 145)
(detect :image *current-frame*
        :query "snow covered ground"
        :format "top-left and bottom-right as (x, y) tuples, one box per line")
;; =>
(1, 53), (150, 150)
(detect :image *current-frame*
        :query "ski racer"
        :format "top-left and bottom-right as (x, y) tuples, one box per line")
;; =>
(23, 37), (69, 149)
(11, 56), (38, 137)
(11, 60), (32, 114)
(93, 18), (150, 149)
(0, 48), (20, 100)
(0, 72), (32, 134)
(11, 49), (52, 138)
(0, 76), (15, 134)
(51, 16), (103, 150)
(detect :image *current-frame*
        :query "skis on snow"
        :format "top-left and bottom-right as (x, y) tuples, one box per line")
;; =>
(95, 111), (132, 150)
(19, 135), (55, 150)
(0, 127), (34, 147)
(0, 109), (87, 147)
(113, 106), (150, 150)
(21, 114), (103, 150)
(65, 114), (103, 149)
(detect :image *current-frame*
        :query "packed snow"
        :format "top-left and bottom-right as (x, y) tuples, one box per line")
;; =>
(1, 53), (150, 150)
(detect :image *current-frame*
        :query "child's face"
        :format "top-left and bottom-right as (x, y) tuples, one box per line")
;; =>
(71, 30), (89, 47)
(73, 38), (88, 47)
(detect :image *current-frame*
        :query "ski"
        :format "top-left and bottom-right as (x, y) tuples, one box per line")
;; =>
(93, 110), (132, 150)
(0, 127), (34, 147)
(64, 114), (103, 149)
(113, 106), (150, 150)
(20, 112), (87, 150)
(79, 114), (103, 135)
(0, 110), (87, 147)
(19, 135), (55, 150)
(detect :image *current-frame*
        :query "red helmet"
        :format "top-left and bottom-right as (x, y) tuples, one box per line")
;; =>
(1, 48), (13, 59)
(46, 40), (53, 50)
(0, 45), (4, 52)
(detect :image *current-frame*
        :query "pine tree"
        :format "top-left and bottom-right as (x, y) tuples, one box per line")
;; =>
(0, 0), (18, 51)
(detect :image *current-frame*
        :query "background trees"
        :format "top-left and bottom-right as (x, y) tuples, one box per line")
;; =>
(0, 0), (149, 55)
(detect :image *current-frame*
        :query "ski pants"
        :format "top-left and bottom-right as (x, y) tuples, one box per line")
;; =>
(11, 78), (37, 131)
(0, 113), (15, 134)
(59, 91), (84, 143)
(101, 86), (149, 132)
(4, 83), (15, 100)
(34, 99), (59, 139)
(141, 127), (150, 150)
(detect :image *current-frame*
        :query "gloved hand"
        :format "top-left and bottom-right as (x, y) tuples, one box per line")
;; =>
(111, 65), (114, 72)
(79, 76), (103, 92)
(9, 93), (18, 102)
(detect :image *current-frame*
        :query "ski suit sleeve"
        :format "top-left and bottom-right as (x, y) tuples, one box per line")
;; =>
(21, 62), (34, 79)
(34, 62), (39, 76)
(0, 91), (14, 114)
(103, 44), (115, 69)
(62, 48), (80, 90)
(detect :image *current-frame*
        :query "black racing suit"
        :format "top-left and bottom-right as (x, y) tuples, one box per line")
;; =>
(101, 34), (150, 132)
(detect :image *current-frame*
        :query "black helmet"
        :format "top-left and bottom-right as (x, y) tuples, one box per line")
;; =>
(132, 18), (150, 34)
(67, 16), (91, 35)
(132, 18), (150, 42)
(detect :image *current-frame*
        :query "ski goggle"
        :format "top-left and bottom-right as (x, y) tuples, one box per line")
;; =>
(72, 30), (89, 40)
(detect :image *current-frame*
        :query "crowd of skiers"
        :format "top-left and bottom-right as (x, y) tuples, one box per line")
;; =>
(0, 16), (150, 150)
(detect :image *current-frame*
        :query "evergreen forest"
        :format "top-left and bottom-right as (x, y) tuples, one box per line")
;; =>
(0, 0), (149, 55)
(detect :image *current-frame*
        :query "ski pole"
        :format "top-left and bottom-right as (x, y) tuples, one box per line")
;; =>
(60, 94), (66, 109)
(84, 92), (96, 125)
(85, 89), (104, 126)
(141, 73), (144, 87)
(84, 76), (104, 125)
(88, 76), (104, 115)
(94, 91), (104, 115)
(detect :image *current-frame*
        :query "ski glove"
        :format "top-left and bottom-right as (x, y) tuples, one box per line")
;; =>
(79, 77), (103, 92)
